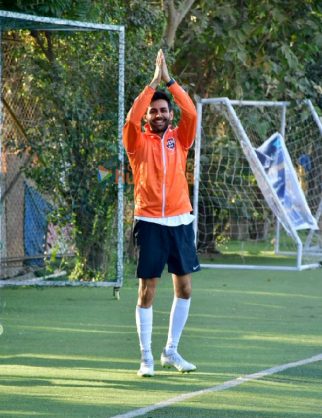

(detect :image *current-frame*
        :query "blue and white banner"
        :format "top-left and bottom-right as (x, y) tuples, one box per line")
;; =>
(255, 132), (318, 232)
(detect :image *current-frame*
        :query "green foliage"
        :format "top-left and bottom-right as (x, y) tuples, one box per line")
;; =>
(175, 0), (322, 105)
(0, 0), (93, 20)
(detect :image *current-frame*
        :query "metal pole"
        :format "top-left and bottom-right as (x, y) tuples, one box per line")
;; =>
(0, 10), (122, 32)
(201, 98), (289, 107)
(0, 28), (3, 278)
(305, 99), (322, 136)
(115, 26), (125, 298)
(275, 104), (288, 255)
(193, 101), (202, 245)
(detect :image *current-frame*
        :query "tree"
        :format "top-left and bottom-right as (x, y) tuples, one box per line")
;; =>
(162, 0), (196, 48)
(173, 0), (322, 105)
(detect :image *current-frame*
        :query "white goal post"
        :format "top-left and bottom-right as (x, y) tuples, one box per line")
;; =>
(0, 11), (125, 293)
(193, 97), (322, 271)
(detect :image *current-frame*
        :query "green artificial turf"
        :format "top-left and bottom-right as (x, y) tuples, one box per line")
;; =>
(0, 267), (322, 417)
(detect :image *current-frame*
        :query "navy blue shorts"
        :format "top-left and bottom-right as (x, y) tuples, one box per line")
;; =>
(133, 220), (201, 279)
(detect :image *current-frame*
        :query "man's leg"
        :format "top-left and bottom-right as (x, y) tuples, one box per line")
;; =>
(136, 277), (158, 377)
(166, 273), (192, 352)
(161, 274), (196, 372)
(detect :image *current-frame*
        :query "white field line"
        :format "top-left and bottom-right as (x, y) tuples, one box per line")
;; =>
(110, 353), (322, 418)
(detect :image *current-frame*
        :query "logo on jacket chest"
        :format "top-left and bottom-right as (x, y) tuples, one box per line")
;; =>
(166, 137), (176, 151)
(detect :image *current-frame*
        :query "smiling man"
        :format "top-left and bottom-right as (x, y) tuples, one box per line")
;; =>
(145, 90), (173, 134)
(123, 49), (200, 377)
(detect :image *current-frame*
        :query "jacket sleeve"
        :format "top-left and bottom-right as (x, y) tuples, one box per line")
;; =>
(123, 85), (155, 154)
(168, 82), (197, 150)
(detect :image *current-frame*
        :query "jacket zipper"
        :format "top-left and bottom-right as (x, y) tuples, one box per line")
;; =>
(161, 131), (167, 217)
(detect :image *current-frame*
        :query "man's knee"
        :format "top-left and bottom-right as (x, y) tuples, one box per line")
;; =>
(137, 278), (158, 307)
(177, 283), (192, 299)
(173, 274), (192, 299)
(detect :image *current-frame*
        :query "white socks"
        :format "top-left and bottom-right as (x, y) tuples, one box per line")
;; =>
(136, 297), (191, 359)
(165, 297), (191, 354)
(136, 306), (153, 360)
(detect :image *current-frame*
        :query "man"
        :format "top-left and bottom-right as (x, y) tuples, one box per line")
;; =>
(123, 49), (200, 377)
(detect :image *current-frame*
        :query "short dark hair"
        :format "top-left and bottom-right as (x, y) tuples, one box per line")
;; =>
(151, 90), (173, 111)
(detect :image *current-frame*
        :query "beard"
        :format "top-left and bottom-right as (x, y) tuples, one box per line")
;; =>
(149, 118), (171, 134)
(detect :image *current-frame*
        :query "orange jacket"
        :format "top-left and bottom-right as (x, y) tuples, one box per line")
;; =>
(123, 82), (197, 217)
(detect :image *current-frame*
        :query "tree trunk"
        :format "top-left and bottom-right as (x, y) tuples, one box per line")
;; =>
(163, 0), (196, 49)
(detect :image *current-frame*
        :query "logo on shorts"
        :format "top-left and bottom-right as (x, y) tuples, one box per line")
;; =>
(166, 137), (176, 151)
(192, 265), (200, 271)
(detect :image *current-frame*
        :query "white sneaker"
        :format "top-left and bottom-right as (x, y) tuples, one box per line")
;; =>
(160, 349), (196, 373)
(137, 358), (154, 377)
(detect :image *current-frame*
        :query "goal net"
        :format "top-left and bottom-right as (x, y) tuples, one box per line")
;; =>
(0, 11), (125, 289)
(193, 98), (322, 270)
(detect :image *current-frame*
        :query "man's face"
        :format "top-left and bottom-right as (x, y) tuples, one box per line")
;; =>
(145, 99), (173, 135)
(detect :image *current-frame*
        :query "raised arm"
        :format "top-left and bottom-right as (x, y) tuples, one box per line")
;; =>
(169, 83), (197, 149)
(123, 50), (163, 154)
(162, 51), (197, 149)
(123, 87), (154, 154)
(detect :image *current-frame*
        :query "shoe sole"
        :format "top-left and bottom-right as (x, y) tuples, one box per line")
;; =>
(137, 369), (154, 377)
(161, 362), (196, 373)
(137, 373), (154, 377)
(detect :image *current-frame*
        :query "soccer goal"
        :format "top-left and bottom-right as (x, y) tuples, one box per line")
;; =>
(193, 98), (322, 271)
(0, 11), (125, 293)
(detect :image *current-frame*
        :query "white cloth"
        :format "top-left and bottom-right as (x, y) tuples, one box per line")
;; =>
(135, 212), (194, 227)
(165, 297), (191, 352)
(136, 306), (153, 357)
